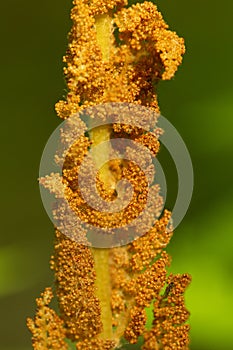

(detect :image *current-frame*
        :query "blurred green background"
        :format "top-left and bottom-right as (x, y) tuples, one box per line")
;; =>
(0, 0), (232, 349)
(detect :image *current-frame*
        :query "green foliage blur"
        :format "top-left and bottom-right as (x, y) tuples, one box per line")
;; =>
(0, 1), (232, 349)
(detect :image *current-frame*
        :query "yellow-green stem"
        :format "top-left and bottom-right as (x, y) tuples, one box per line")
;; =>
(95, 14), (112, 61)
(90, 13), (114, 341)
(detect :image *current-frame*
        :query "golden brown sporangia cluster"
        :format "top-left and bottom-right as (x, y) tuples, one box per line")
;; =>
(27, 1), (191, 349)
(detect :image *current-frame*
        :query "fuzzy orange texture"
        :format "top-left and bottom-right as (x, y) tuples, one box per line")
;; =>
(28, 1), (190, 350)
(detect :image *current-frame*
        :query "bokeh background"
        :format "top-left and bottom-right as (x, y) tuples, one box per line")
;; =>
(0, 0), (232, 349)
